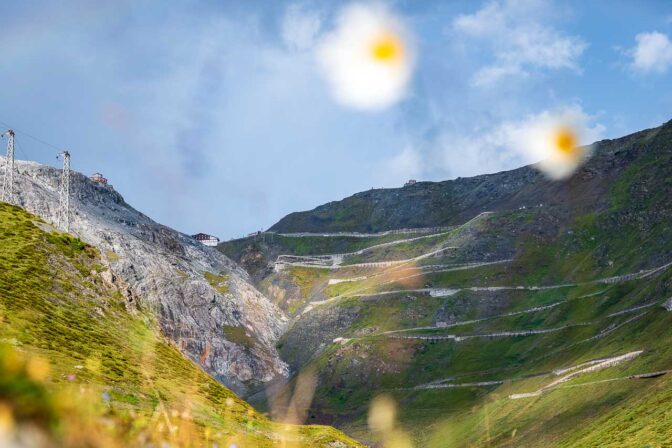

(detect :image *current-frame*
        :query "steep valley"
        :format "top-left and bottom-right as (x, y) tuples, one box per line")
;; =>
(220, 120), (672, 446)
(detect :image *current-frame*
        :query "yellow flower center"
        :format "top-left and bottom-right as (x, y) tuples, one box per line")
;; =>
(554, 128), (578, 156)
(371, 33), (403, 64)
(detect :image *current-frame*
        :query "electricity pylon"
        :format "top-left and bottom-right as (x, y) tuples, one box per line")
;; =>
(57, 150), (71, 232)
(1, 130), (15, 204)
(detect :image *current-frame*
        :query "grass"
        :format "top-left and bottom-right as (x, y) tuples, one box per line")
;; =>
(222, 325), (257, 350)
(266, 203), (672, 445)
(203, 271), (230, 294)
(298, 266), (672, 446)
(218, 232), (435, 260)
(262, 267), (332, 316)
(0, 202), (363, 447)
(224, 122), (672, 446)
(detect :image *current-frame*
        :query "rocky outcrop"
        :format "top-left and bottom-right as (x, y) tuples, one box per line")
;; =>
(664, 297), (672, 311)
(1, 159), (287, 394)
(279, 302), (361, 371)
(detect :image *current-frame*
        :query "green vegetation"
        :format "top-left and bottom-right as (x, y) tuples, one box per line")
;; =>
(220, 122), (672, 446)
(274, 234), (413, 256)
(341, 232), (451, 265)
(105, 249), (121, 262)
(219, 232), (431, 259)
(0, 202), (362, 447)
(222, 325), (256, 350)
(204, 271), (230, 294)
(304, 271), (672, 447)
(287, 267), (324, 300)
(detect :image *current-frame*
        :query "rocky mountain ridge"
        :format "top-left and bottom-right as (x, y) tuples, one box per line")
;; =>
(269, 121), (671, 234)
(0, 158), (288, 395)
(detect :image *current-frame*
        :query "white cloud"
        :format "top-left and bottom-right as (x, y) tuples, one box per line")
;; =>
(281, 3), (322, 52)
(388, 104), (605, 182)
(630, 31), (672, 74)
(381, 146), (423, 184)
(453, 0), (586, 86)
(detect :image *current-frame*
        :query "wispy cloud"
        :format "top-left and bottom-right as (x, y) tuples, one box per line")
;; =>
(380, 104), (605, 184)
(281, 3), (322, 52)
(2, 0), (668, 239)
(629, 31), (672, 74)
(376, 146), (423, 185)
(452, 0), (586, 86)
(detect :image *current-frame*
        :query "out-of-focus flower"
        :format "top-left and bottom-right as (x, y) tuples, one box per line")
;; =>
(536, 125), (589, 180)
(517, 110), (596, 180)
(317, 2), (415, 110)
(0, 403), (15, 438)
(26, 357), (50, 382)
(368, 394), (414, 447)
(2, 349), (23, 374)
(385, 429), (414, 448)
(368, 394), (397, 433)
(382, 264), (424, 289)
(283, 368), (317, 425)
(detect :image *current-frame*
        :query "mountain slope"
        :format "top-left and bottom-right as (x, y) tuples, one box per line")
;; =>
(0, 159), (288, 396)
(221, 119), (672, 446)
(0, 202), (362, 447)
(269, 121), (668, 234)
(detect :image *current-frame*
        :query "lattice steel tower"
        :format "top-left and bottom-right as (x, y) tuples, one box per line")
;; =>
(1, 130), (15, 204)
(57, 151), (71, 232)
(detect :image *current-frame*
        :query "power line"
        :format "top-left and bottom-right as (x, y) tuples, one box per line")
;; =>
(14, 138), (30, 160)
(0, 119), (61, 151)
(0, 120), (76, 232)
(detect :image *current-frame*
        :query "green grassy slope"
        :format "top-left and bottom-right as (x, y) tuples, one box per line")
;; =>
(224, 120), (672, 446)
(0, 202), (362, 447)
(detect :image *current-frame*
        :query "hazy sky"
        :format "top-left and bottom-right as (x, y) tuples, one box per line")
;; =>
(1, 0), (671, 239)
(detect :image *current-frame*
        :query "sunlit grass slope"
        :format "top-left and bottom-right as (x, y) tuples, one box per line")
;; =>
(0, 202), (362, 447)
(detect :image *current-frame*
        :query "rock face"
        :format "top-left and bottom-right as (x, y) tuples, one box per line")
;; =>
(0, 159), (288, 394)
(664, 297), (672, 311)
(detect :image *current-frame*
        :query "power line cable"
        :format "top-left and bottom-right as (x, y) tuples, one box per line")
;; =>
(14, 139), (30, 160)
(0, 119), (62, 151)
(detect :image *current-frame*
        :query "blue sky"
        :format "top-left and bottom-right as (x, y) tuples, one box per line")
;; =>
(1, 0), (671, 239)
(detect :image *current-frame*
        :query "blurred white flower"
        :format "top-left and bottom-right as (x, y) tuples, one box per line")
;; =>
(316, 3), (415, 110)
(515, 108), (598, 180)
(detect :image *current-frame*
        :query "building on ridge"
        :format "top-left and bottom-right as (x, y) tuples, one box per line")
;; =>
(89, 172), (108, 184)
(192, 233), (220, 247)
